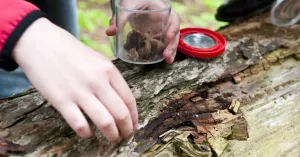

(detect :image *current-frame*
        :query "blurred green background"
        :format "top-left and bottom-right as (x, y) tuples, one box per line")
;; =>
(77, 0), (227, 60)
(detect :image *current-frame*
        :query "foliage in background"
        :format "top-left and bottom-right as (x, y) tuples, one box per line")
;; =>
(78, 5), (109, 32)
(202, 0), (223, 9)
(172, 0), (227, 29)
(77, 1), (113, 57)
(77, 0), (227, 58)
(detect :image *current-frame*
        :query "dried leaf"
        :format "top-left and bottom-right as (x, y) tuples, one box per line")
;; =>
(159, 130), (181, 143)
(182, 92), (197, 101)
(125, 30), (144, 50)
(233, 73), (242, 84)
(173, 132), (212, 157)
(129, 48), (139, 61)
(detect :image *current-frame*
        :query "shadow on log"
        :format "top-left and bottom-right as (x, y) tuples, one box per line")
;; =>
(0, 12), (300, 157)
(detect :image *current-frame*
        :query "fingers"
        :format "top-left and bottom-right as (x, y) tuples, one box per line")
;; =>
(166, 11), (180, 41)
(164, 32), (180, 64)
(108, 67), (139, 130)
(94, 84), (134, 138)
(164, 10), (180, 64)
(106, 16), (116, 36)
(77, 93), (120, 142)
(57, 103), (93, 138)
(105, 11), (131, 36)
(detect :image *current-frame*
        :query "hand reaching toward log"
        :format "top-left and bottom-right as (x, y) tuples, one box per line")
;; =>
(11, 18), (138, 142)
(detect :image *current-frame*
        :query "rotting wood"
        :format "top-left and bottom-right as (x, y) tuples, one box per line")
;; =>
(0, 12), (299, 157)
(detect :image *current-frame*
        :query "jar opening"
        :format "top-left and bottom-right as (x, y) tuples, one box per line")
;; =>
(183, 33), (216, 49)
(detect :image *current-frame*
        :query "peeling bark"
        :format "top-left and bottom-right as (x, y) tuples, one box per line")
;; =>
(0, 12), (300, 157)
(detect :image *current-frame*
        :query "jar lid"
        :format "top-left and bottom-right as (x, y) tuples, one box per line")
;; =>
(177, 27), (226, 59)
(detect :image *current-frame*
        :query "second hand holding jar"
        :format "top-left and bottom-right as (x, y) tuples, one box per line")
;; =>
(115, 0), (171, 64)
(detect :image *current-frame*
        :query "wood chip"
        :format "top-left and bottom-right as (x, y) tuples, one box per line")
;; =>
(229, 99), (241, 114)
(194, 113), (215, 123)
(159, 130), (181, 138)
(265, 53), (278, 63)
(191, 96), (203, 103)
(228, 117), (249, 140)
(233, 74), (242, 84)
(182, 92), (197, 101)
(208, 137), (229, 156)
(262, 59), (270, 70)
(191, 121), (207, 134)
(159, 130), (181, 143)
(149, 144), (162, 152)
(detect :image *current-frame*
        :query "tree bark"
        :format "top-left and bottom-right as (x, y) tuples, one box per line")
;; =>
(0, 13), (300, 157)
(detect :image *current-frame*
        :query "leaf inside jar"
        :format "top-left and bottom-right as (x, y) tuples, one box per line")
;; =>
(124, 30), (165, 61)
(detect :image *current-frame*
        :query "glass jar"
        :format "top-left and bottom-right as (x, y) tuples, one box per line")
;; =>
(271, 0), (300, 27)
(115, 0), (172, 64)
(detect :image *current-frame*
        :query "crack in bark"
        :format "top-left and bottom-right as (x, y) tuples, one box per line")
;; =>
(0, 88), (37, 102)
(1, 100), (47, 129)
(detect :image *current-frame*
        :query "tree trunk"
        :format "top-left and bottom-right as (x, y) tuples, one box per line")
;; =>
(0, 13), (300, 157)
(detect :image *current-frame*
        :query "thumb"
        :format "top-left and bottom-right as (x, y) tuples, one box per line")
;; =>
(106, 16), (117, 36)
(105, 10), (132, 36)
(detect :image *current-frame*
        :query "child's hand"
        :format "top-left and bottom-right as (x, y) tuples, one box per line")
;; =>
(106, 0), (180, 64)
(12, 18), (138, 142)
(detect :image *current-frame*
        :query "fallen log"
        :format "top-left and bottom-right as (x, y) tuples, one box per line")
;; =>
(0, 12), (299, 157)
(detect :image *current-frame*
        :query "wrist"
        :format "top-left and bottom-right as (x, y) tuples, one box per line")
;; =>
(12, 18), (50, 63)
(12, 17), (80, 67)
(12, 17), (101, 70)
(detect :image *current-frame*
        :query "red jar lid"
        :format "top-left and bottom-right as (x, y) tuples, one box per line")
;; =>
(177, 27), (226, 59)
